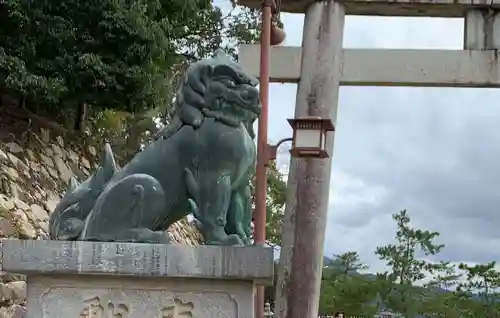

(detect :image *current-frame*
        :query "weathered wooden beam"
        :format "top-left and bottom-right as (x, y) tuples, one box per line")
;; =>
(464, 9), (500, 50)
(278, 2), (345, 318)
(239, 44), (500, 88)
(239, 45), (301, 83)
(237, 0), (500, 16)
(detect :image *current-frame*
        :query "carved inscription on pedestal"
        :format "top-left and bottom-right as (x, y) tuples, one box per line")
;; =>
(161, 298), (194, 318)
(79, 296), (129, 318)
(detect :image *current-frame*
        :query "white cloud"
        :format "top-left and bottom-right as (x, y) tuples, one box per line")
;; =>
(264, 12), (500, 273)
(329, 169), (387, 208)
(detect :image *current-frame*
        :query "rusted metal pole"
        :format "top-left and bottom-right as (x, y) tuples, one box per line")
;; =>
(254, 0), (272, 317)
(286, 2), (345, 318)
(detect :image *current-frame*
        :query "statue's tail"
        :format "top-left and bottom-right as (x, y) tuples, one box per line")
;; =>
(49, 143), (118, 240)
(79, 174), (165, 241)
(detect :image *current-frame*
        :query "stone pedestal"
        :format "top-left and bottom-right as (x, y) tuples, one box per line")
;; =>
(1, 240), (274, 318)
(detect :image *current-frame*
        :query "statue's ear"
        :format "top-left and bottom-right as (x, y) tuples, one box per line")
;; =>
(89, 167), (103, 191)
(100, 143), (119, 176)
(89, 143), (118, 191)
(60, 176), (80, 201)
(68, 176), (79, 192)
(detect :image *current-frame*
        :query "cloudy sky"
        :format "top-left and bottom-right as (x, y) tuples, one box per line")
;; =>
(261, 13), (500, 273)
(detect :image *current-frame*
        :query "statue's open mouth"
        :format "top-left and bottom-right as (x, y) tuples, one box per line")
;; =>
(236, 85), (260, 115)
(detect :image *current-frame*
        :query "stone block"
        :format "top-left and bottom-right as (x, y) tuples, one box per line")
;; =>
(1, 240), (274, 318)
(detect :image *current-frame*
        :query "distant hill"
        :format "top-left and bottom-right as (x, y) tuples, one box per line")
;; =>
(322, 256), (487, 302)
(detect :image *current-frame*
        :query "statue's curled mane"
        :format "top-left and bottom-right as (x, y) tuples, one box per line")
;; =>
(157, 51), (260, 140)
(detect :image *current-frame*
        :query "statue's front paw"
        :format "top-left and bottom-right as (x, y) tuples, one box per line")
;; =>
(234, 230), (251, 246)
(242, 236), (252, 246)
(206, 234), (243, 246)
(226, 234), (244, 246)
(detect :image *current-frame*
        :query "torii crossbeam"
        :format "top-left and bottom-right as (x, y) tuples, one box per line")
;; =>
(240, 0), (500, 87)
(239, 0), (500, 17)
(240, 45), (500, 87)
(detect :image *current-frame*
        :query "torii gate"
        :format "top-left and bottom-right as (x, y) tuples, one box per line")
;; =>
(238, 0), (500, 317)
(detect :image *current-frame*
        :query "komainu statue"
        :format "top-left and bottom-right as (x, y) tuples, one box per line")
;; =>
(48, 51), (260, 246)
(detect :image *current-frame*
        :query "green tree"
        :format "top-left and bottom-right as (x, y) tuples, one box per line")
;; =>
(375, 209), (445, 317)
(0, 0), (264, 136)
(264, 161), (287, 247)
(1, 0), (180, 117)
(456, 262), (500, 317)
(319, 252), (377, 316)
(83, 2), (263, 160)
(426, 262), (460, 291)
(418, 263), (464, 317)
(372, 272), (397, 312)
(334, 251), (369, 277)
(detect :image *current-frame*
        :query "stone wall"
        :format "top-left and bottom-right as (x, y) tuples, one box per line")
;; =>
(0, 130), (202, 317)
